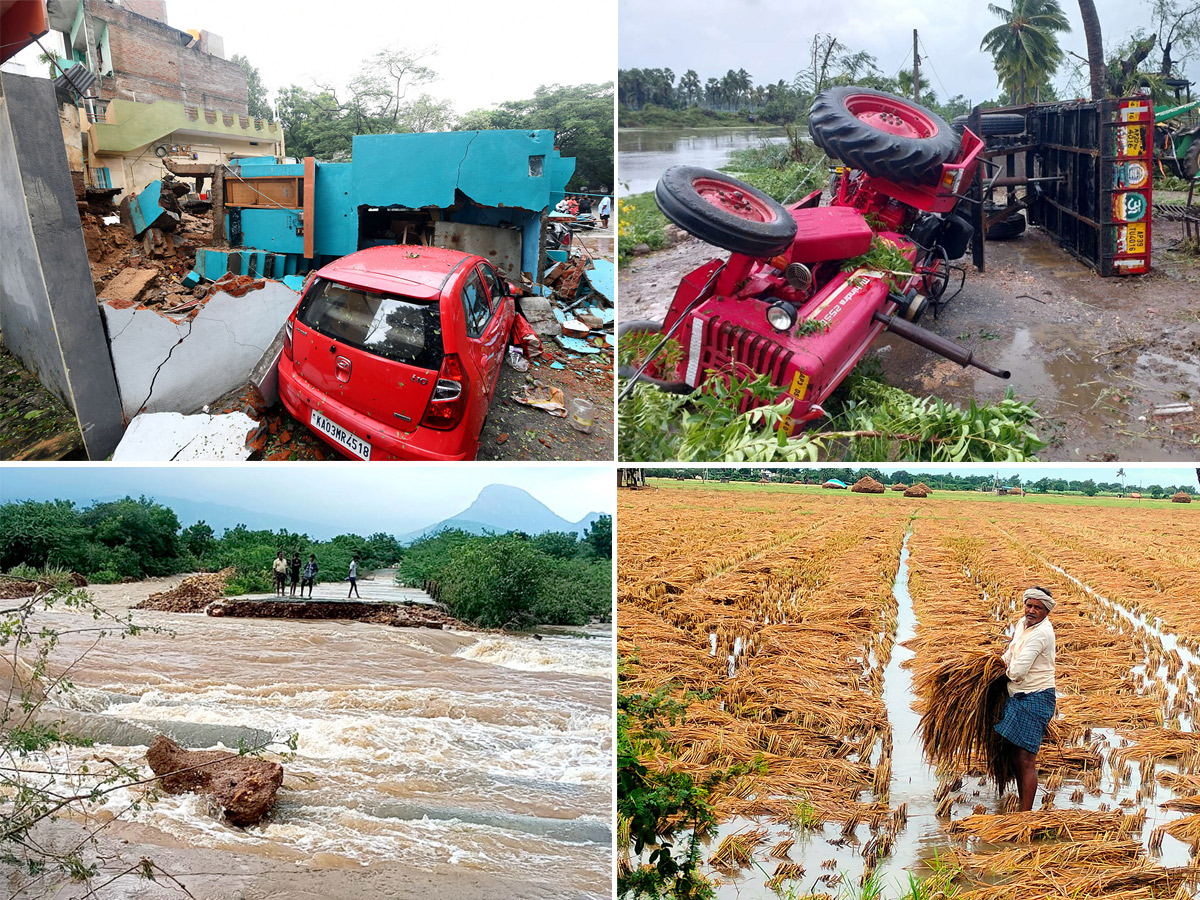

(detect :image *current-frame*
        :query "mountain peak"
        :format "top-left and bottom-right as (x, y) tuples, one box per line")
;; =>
(401, 483), (602, 542)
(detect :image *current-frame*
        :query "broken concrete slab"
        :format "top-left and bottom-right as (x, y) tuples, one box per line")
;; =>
(517, 295), (562, 337)
(112, 411), (259, 461)
(583, 258), (613, 305)
(101, 279), (298, 419)
(250, 326), (286, 408)
(100, 266), (158, 303)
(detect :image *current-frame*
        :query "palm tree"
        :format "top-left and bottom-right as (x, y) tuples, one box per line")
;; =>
(1076, 0), (1106, 99)
(981, 0), (1072, 104)
(679, 69), (701, 106)
(1116, 467), (1126, 497)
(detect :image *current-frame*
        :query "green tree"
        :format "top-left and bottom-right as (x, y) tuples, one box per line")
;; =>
(458, 82), (613, 190)
(0, 500), (88, 573)
(230, 53), (273, 120)
(80, 497), (181, 579)
(437, 534), (546, 628)
(182, 520), (214, 558)
(981, 0), (1072, 104)
(585, 515), (613, 559)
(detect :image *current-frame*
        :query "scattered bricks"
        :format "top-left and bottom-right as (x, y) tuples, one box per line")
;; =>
(497, 433), (509, 444)
(210, 273), (266, 299)
(268, 420), (279, 435)
(279, 430), (291, 444)
(265, 449), (291, 461)
(101, 267), (158, 303)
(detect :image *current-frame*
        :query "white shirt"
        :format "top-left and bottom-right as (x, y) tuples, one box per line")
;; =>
(1002, 616), (1056, 695)
(349, 561), (357, 578)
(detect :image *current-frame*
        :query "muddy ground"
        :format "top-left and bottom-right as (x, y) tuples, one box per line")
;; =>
(619, 210), (1200, 461)
(0, 340), (87, 460)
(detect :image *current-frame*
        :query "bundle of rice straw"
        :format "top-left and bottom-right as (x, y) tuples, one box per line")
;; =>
(889, 483), (907, 491)
(1171, 491), (1192, 503)
(915, 482), (933, 493)
(913, 649), (1014, 791)
(851, 476), (886, 494)
(904, 484), (930, 498)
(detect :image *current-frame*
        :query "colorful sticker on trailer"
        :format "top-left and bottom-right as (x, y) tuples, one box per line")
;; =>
(1113, 222), (1147, 255)
(1112, 161), (1149, 190)
(1115, 125), (1146, 157)
(1113, 192), (1148, 222)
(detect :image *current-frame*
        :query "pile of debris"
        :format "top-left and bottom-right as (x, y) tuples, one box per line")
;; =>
(515, 255), (614, 359)
(147, 734), (282, 826)
(851, 476), (886, 494)
(136, 567), (234, 612)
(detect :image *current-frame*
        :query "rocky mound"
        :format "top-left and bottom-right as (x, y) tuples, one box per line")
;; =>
(904, 484), (930, 498)
(147, 734), (282, 826)
(136, 568), (234, 612)
(851, 476), (886, 494)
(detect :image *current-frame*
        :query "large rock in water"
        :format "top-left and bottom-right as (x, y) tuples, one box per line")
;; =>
(147, 734), (283, 826)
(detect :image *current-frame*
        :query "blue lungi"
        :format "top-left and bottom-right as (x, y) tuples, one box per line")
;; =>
(994, 688), (1056, 753)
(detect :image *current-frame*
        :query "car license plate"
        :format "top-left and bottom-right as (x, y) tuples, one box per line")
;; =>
(310, 410), (371, 460)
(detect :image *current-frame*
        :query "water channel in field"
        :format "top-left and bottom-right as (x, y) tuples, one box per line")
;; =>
(16, 575), (613, 899)
(707, 527), (1197, 899)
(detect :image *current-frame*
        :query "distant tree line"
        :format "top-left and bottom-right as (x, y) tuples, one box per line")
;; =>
(0, 499), (612, 628)
(397, 518), (612, 629)
(642, 469), (1198, 498)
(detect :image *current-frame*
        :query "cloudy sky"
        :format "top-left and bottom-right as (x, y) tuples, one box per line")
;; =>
(8, 0), (616, 114)
(619, 0), (1195, 107)
(868, 463), (1197, 486)
(2, 464), (614, 535)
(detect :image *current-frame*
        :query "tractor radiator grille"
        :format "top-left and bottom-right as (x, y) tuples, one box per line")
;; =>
(700, 316), (796, 409)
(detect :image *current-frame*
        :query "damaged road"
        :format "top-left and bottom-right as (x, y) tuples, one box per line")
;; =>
(619, 213), (1200, 461)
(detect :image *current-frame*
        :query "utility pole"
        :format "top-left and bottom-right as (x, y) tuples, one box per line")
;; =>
(912, 29), (920, 103)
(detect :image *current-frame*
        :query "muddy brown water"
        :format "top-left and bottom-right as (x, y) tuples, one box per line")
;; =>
(618, 127), (788, 196)
(9, 576), (612, 899)
(617, 216), (1200, 460)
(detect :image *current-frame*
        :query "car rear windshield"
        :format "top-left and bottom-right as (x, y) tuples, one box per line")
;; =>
(296, 278), (444, 370)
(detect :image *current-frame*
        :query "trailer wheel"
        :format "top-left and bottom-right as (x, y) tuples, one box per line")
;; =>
(617, 320), (694, 394)
(654, 166), (797, 257)
(951, 113), (1027, 136)
(983, 203), (1026, 240)
(809, 86), (959, 186)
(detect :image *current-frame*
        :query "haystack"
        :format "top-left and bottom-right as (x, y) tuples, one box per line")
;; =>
(1171, 491), (1191, 503)
(913, 650), (1014, 790)
(915, 482), (933, 493)
(137, 567), (235, 612)
(851, 476), (886, 494)
(904, 484), (930, 498)
(890, 483), (907, 491)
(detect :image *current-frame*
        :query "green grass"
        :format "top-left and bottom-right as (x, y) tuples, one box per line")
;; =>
(642, 479), (1198, 510)
(619, 105), (758, 129)
(617, 191), (670, 263)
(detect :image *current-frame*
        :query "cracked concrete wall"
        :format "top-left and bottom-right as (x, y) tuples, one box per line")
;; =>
(101, 280), (298, 420)
(0, 73), (125, 459)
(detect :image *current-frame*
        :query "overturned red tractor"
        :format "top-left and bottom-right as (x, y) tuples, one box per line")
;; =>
(619, 87), (1010, 429)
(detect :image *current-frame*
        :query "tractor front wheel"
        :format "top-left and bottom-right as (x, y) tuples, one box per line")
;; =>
(809, 86), (959, 186)
(1184, 139), (1200, 180)
(654, 166), (797, 257)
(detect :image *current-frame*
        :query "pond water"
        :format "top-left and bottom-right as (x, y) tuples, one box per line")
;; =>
(618, 126), (788, 196)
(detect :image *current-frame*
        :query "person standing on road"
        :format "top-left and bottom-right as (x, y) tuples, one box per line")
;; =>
(996, 586), (1057, 811)
(301, 554), (318, 598)
(289, 552), (302, 598)
(347, 555), (361, 598)
(598, 195), (611, 228)
(272, 551), (287, 597)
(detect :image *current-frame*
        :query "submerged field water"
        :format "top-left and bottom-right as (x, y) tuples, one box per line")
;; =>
(618, 481), (1200, 899)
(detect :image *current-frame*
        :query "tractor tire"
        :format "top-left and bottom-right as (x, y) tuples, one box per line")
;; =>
(952, 113), (1027, 136)
(983, 203), (1026, 240)
(617, 320), (694, 394)
(654, 166), (796, 257)
(1184, 139), (1200, 181)
(809, 86), (959, 186)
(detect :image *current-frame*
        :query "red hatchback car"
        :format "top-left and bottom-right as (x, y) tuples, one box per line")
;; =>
(278, 246), (515, 460)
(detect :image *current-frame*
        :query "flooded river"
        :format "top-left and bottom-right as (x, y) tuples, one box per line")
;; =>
(15, 575), (613, 899)
(618, 126), (787, 196)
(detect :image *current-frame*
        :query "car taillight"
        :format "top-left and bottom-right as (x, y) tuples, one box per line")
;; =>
(283, 318), (294, 360)
(420, 353), (469, 430)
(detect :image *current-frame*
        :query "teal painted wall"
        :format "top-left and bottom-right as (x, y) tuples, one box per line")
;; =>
(238, 208), (304, 254)
(313, 162), (355, 259)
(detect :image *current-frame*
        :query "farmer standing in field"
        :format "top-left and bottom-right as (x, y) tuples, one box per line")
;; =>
(996, 586), (1057, 812)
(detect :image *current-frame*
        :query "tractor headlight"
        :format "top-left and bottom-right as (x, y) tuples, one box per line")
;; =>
(766, 300), (797, 333)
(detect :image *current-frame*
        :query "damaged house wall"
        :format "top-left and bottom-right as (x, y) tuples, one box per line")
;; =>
(101, 280), (299, 421)
(0, 73), (125, 459)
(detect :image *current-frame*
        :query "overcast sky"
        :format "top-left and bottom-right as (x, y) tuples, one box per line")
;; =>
(867, 463), (1197, 486)
(1, 464), (614, 533)
(6, 0), (616, 114)
(618, 0), (1195, 107)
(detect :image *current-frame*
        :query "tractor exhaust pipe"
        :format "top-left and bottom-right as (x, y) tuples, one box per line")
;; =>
(873, 311), (1011, 379)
